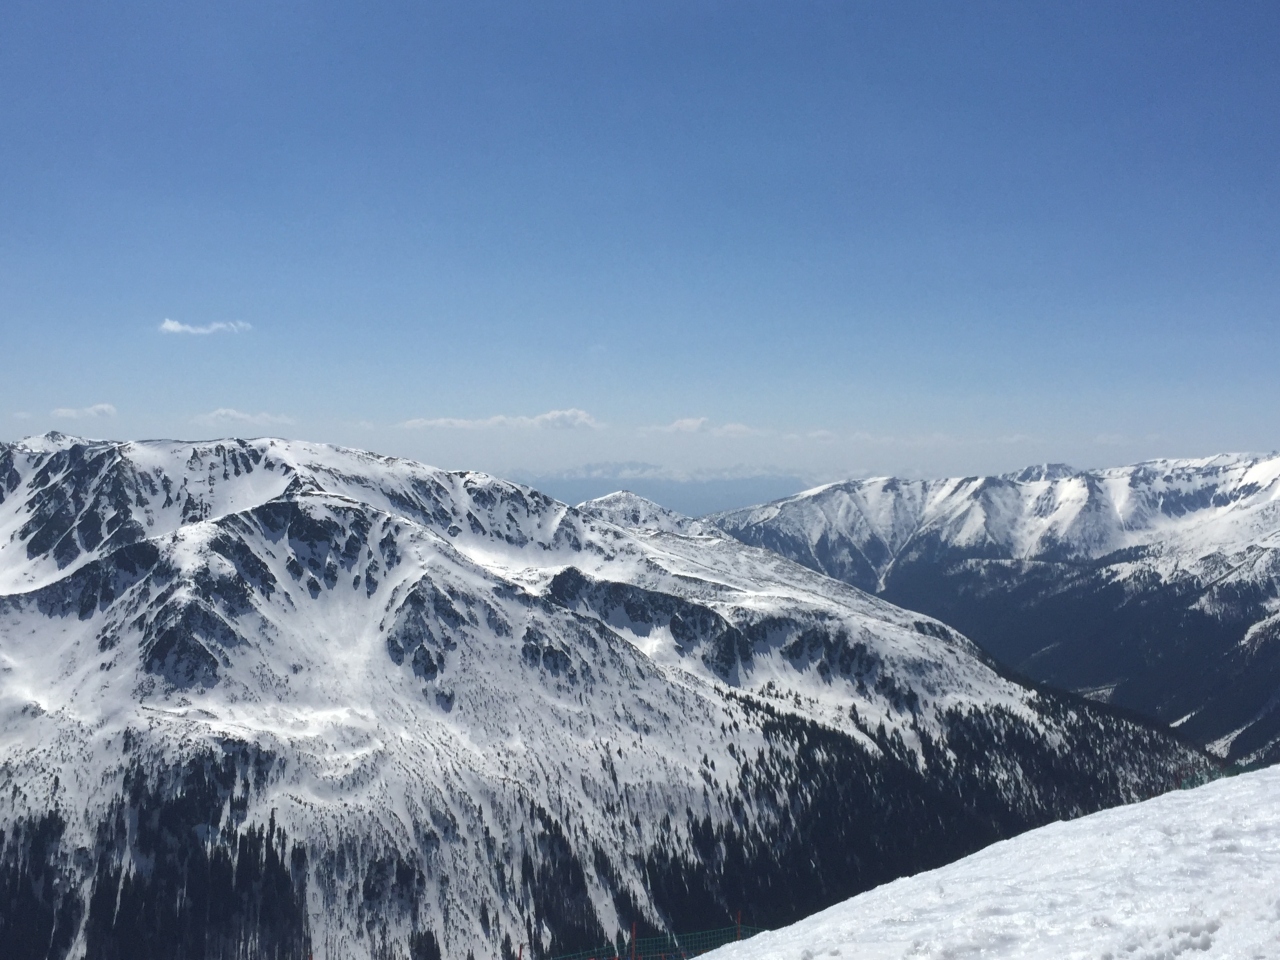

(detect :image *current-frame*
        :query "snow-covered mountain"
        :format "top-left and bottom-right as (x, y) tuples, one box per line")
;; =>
(704, 765), (1280, 960)
(0, 436), (1209, 960)
(714, 454), (1280, 764)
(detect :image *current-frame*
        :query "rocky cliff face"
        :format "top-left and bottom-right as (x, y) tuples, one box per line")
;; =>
(714, 455), (1280, 764)
(0, 437), (1209, 960)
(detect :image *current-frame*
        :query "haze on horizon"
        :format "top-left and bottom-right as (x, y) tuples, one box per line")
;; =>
(2, 2), (1277, 512)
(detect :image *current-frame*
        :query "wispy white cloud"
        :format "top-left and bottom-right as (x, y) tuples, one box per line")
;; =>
(645, 417), (766, 438)
(655, 417), (710, 433)
(526, 460), (814, 484)
(401, 408), (601, 430)
(193, 408), (295, 427)
(159, 319), (252, 335)
(12, 411), (31, 420)
(781, 428), (838, 442)
(714, 422), (761, 438)
(51, 403), (117, 419)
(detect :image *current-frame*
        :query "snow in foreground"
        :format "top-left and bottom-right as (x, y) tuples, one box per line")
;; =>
(706, 766), (1280, 960)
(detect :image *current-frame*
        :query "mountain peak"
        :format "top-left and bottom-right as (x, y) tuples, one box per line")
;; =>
(16, 430), (84, 452)
(577, 489), (724, 536)
(1003, 463), (1078, 483)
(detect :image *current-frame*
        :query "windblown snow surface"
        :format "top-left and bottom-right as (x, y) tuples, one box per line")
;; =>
(706, 766), (1280, 960)
(714, 455), (1280, 763)
(0, 437), (1211, 960)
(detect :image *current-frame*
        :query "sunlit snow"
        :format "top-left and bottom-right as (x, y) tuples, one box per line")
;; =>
(706, 767), (1280, 960)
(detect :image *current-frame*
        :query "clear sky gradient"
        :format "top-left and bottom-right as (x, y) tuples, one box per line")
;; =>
(2, 2), (1278, 510)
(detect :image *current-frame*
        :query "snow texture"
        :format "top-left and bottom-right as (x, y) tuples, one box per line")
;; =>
(706, 765), (1280, 960)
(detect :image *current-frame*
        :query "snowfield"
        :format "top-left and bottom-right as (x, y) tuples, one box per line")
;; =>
(706, 766), (1280, 960)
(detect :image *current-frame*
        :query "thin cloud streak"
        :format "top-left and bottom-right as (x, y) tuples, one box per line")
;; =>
(193, 408), (295, 427)
(51, 403), (117, 419)
(653, 417), (710, 433)
(529, 460), (814, 484)
(715, 423), (760, 438)
(401, 408), (601, 430)
(159, 319), (252, 335)
(781, 429), (838, 442)
(644, 417), (766, 438)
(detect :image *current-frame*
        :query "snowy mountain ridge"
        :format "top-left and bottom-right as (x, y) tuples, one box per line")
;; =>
(576, 490), (727, 539)
(0, 435), (1209, 960)
(713, 452), (1280, 763)
(718, 453), (1280, 587)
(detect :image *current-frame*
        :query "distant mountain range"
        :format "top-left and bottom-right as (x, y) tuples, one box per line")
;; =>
(714, 454), (1280, 765)
(0, 435), (1206, 960)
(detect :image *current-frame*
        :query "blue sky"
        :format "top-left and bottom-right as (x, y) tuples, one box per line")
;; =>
(2, 2), (1278, 510)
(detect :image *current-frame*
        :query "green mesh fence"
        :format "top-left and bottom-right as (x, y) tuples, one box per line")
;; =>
(549, 924), (767, 960)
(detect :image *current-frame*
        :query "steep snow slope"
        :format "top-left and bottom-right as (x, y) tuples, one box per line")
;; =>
(0, 437), (1209, 960)
(714, 455), (1280, 763)
(705, 766), (1280, 960)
